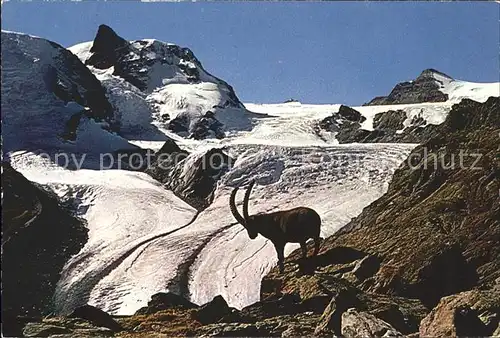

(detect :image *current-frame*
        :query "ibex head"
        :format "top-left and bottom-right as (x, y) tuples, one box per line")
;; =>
(229, 180), (258, 239)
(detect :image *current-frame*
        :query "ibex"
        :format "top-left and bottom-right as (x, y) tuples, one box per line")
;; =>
(229, 180), (321, 273)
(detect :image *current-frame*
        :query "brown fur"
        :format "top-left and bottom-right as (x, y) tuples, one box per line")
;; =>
(229, 180), (321, 273)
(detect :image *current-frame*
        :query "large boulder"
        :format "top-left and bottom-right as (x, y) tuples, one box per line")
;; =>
(314, 288), (360, 335)
(419, 288), (500, 337)
(336, 105), (366, 123)
(191, 295), (232, 325)
(319, 105), (365, 133)
(135, 292), (198, 315)
(341, 309), (403, 338)
(68, 305), (122, 332)
(23, 317), (115, 337)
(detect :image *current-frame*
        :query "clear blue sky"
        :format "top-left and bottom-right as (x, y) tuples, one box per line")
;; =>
(2, 1), (498, 105)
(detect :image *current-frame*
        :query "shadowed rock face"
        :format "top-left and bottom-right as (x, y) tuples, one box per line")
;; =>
(419, 288), (500, 337)
(135, 292), (198, 315)
(168, 110), (225, 140)
(341, 309), (403, 338)
(87, 24), (129, 69)
(2, 163), (88, 337)
(364, 69), (451, 106)
(165, 148), (235, 211)
(146, 144), (234, 211)
(42, 41), (115, 125)
(373, 110), (406, 131)
(2, 31), (116, 152)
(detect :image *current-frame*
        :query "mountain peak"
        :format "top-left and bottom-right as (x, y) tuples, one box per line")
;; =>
(87, 24), (128, 69)
(92, 24), (127, 49)
(417, 68), (454, 82)
(364, 68), (453, 106)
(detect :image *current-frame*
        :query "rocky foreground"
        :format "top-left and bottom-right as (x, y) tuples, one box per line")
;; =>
(2, 163), (89, 337)
(5, 97), (500, 337)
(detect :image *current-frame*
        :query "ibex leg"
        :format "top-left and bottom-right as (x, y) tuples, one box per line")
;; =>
(313, 237), (320, 256)
(274, 243), (285, 273)
(300, 241), (308, 259)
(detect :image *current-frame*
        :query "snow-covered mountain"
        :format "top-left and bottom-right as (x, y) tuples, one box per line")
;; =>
(69, 25), (252, 141)
(244, 70), (498, 145)
(364, 68), (497, 106)
(2, 26), (499, 321)
(1, 31), (136, 159)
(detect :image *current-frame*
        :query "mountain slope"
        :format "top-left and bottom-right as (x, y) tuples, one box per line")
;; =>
(1, 31), (136, 157)
(310, 70), (499, 144)
(247, 73), (499, 145)
(2, 162), (88, 336)
(363, 68), (497, 106)
(262, 96), (500, 312)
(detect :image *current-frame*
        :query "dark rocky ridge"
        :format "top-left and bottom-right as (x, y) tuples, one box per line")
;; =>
(168, 109), (225, 140)
(364, 68), (451, 106)
(373, 109), (406, 130)
(319, 105), (440, 143)
(2, 163), (89, 337)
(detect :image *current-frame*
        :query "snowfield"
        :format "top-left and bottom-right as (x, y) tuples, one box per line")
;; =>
(4, 30), (500, 315)
(9, 151), (197, 315)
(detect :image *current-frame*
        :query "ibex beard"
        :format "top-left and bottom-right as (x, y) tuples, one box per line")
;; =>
(229, 180), (321, 273)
